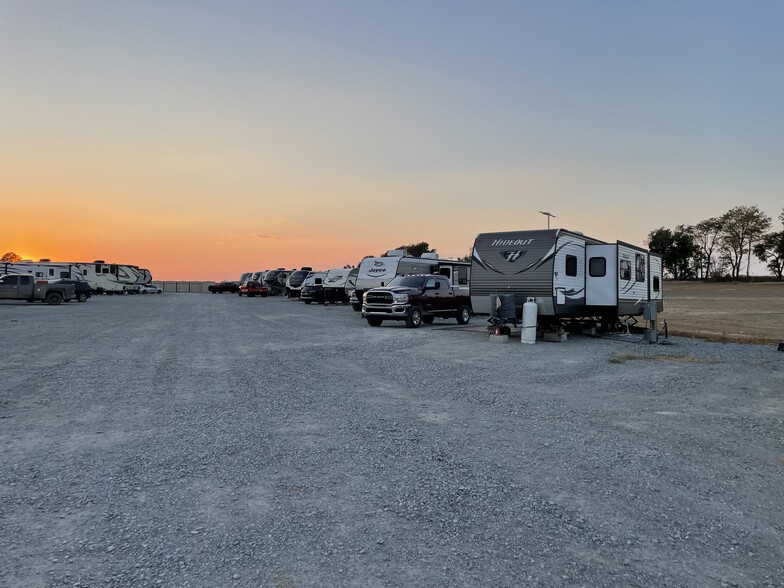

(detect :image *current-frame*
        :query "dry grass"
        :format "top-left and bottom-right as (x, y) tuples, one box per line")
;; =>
(662, 281), (784, 345)
(609, 352), (720, 364)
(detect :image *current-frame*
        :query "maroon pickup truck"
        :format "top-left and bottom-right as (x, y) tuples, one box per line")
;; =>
(361, 274), (471, 328)
(238, 281), (269, 297)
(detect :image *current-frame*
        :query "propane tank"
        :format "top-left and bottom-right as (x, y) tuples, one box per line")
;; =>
(521, 297), (538, 344)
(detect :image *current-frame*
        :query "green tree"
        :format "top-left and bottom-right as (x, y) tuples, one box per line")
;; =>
(646, 226), (697, 279)
(1, 251), (22, 263)
(719, 206), (772, 278)
(753, 232), (784, 280)
(692, 218), (723, 278)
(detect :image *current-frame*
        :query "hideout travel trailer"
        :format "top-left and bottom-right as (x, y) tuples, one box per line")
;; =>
(353, 251), (471, 311)
(470, 229), (663, 327)
(322, 267), (358, 303)
(77, 261), (145, 294)
(1, 261), (85, 282)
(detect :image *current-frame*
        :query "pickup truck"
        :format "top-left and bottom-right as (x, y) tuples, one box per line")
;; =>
(208, 281), (240, 294)
(361, 274), (471, 328)
(0, 274), (76, 305)
(237, 281), (269, 297)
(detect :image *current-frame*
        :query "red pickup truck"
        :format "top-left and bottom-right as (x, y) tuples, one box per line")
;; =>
(238, 281), (269, 298)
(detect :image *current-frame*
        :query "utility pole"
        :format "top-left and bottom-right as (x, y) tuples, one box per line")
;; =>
(539, 211), (556, 229)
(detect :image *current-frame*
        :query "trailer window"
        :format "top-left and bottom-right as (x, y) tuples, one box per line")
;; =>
(636, 254), (646, 282)
(620, 260), (631, 280)
(60, 271), (69, 278)
(48, 268), (55, 276)
(565, 255), (577, 277)
(588, 257), (606, 277)
(653, 276), (660, 292)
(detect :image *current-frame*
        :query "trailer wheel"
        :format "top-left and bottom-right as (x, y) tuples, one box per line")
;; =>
(367, 317), (383, 327)
(45, 292), (63, 305)
(77, 292), (88, 303)
(405, 306), (422, 329)
(422, 316), (434, 324)
(456, 305), (471, 325)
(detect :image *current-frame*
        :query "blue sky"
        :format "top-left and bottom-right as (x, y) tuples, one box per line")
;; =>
(1, 1), (782, 277)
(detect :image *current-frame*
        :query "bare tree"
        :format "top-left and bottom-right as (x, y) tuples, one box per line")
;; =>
(692, 218), (723, 278)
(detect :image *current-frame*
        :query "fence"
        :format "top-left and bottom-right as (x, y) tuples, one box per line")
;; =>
(152, 281), (215, 293)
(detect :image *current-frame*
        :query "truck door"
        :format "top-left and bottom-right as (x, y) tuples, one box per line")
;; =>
(422, 276), (439, 312)
(0, 275), (19, 299)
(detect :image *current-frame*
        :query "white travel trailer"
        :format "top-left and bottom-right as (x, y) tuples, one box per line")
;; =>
(76, 261), (145, 294)
(285, 267), (313, 299)
(1, 262), (85, 282)
(353, 251), (471, 311)
(322, 267), (358, 304)
(470, 229), (663, 323)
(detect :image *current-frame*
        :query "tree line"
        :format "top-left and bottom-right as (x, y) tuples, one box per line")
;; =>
(647, 206), (784, 280)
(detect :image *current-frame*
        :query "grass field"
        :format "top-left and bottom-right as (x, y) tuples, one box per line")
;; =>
(662, 281), (784, 344)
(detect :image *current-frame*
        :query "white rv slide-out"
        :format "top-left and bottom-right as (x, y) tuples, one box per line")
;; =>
(470, 229), (663, 321)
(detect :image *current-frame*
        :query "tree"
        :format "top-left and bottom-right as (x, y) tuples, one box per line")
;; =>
(390, 242), (436, 257)
(1, 251), (22, 263)
(719, 206), (772, 278)
(692, 218), (723, 278)
(753, 231), (784, 280)
(646, 226), (697, 279)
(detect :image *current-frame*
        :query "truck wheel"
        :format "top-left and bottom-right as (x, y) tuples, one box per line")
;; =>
(351, 303), (361, 312)
(367, 317), (383, 327)
(422, 316), (434, 324)
(248, 294), (255, 298)
(77, 292), (88, 303)
(303, 300), (312, 304)
(46, 292), (63, 305)
(405, 306), (422, 328)
(456, 305), (471, 325)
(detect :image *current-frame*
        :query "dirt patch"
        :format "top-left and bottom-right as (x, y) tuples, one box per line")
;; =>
(608, 352), (720, 364)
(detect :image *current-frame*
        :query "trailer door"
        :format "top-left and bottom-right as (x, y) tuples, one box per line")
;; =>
(585, 244), (617, 306)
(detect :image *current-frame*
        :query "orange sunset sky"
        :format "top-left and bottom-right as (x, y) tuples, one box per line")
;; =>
(2, 2), (782, 280)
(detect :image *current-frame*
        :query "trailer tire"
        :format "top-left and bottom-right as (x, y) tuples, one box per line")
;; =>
(456, 305), (471, 325)
(422, 316), (434, 324)
(45, 292), (63, 305)
(77, 292), (88, 303)
(405, 306), (422, 329)
(367, 317), (383, 327)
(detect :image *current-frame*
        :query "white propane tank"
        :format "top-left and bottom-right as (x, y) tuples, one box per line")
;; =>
(521, 297), (538, 344)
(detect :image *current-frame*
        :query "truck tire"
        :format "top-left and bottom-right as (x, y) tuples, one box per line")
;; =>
(367, 317), (383, 327)
(303, 300), (312, 304)
(456, 305), (471, 325)
(405, 306), (422, 329)
(422, 316), (434, 324)
(45, 291), (63, 305)
(77, 292), (89, 303)
(351, 303), (361, 312)
(248, 294), (255, 298)
(237, 291), (242, 296)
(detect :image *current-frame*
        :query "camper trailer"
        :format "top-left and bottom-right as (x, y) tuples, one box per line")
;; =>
(470, 229), (663, 324)
(1, 262), (85, 282)
(76, 261), (145, 294)
(263, 268), (291, 296)
(285, 267), (313, 299)
(322, 267), (358, 304)
(353, 251), (470, 311)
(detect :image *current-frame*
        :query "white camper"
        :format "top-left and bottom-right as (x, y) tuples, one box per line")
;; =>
(353, 251), (471, 311)
(322, 267), (358, 303)
(470, 229), (663, 323)
(1, 262), (85, 282)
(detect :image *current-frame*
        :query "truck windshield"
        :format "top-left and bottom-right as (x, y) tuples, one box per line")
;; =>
(387, 276), (426, 288)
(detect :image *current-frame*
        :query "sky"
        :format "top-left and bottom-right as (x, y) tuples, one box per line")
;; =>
(1, 1), (782, 280)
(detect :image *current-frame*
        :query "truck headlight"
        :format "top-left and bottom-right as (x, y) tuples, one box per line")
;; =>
(393, 293), (409, 304)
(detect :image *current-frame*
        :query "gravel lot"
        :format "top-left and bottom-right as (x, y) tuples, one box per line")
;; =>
(1, 294), (783, 587)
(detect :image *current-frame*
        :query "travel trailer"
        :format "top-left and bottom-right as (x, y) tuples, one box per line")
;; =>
(353, 251), (471, 311)
(1, 262), (85, 282)
(77, 261), (148, 294)
(470, 229), (663, 323)
(240, 272), (253, 283)
(262, 268), (291, 296)
(285, 267), (313, 299)
(322, 267), (358, 303)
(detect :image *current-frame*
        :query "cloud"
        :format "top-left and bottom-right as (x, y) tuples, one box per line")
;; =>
(253, 233), (285, 240)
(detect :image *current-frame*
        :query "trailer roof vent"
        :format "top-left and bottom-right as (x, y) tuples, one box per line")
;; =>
(93, 259), (105, 263)
(385, 249), (406, 257)
(421, 252), (439, 259)
(300, 266), (312, 271)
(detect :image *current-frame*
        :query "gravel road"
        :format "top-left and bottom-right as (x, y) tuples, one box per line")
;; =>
(1, 294), (783, 587)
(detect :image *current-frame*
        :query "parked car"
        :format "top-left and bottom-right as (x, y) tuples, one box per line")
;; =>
(238, 281), (269, 297)
(137, 284), (163, 294)
(300, 272), (327, 304)
(208, 281), (240, 294)
(54, 279), (93, 302)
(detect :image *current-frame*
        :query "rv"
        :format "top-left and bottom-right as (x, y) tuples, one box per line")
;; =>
(470, 229), (663, 324)
(262, 268), (291, 296)
(285, 267), (313, 299)
(1, 262), (85, 282)
(322, 267), (358, 304)
(240, 272), (253, 283)
(353, 251), (471, 311)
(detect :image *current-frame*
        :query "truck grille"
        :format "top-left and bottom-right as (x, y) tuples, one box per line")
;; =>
(366, 291), (393, 304)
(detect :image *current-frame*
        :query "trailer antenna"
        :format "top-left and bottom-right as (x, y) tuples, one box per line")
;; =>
(539, 211), (556, 229)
